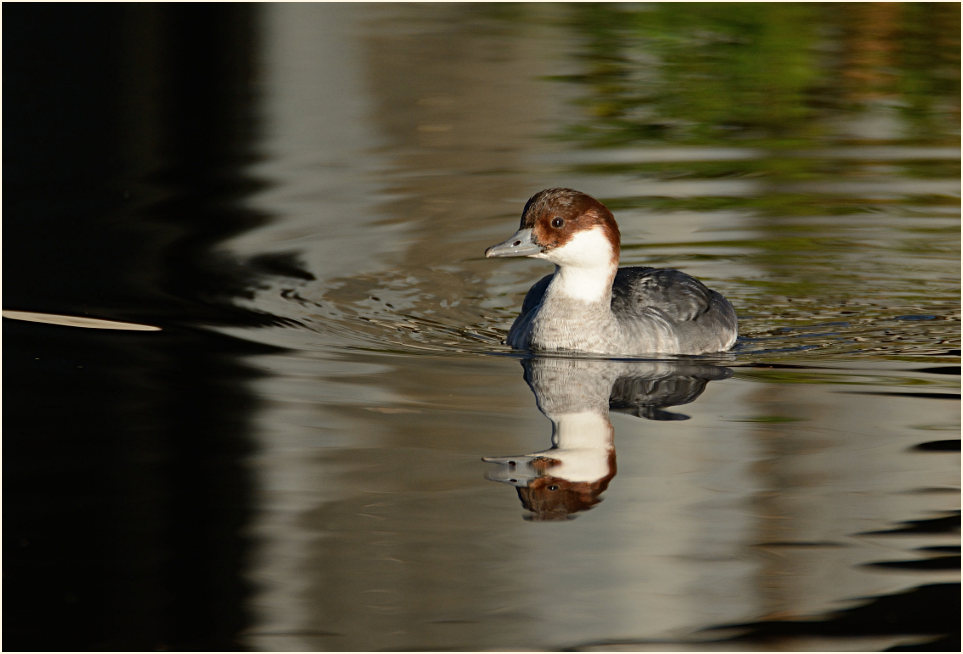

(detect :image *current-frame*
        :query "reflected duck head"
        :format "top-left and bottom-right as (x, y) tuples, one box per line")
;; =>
(516, 467), (615, 521)
(482, 446), (616, 521)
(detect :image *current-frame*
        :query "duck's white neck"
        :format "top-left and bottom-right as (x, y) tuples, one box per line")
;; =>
(538, 227), (618, 305)
(548, 263), (616, 304)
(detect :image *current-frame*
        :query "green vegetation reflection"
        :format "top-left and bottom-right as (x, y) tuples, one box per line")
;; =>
(553, 2), (960, 148)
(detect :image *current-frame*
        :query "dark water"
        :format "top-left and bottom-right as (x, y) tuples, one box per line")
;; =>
(3, 3), (959, 651)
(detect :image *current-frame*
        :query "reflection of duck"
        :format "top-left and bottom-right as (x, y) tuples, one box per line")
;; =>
(486, 188), (738, 355)
(484, 357), (731, 520)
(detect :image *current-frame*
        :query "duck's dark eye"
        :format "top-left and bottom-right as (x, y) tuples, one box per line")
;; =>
(547, 484), (559, 491)
(551, 217), (564, 229)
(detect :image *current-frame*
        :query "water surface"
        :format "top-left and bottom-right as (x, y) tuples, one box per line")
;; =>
(3, 3), (959, 651)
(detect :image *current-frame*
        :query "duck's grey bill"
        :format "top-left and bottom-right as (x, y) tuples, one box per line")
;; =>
(485, 228), (541, 258)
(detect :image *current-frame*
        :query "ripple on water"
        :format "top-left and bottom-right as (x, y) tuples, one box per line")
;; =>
(218, 262), (960, 364)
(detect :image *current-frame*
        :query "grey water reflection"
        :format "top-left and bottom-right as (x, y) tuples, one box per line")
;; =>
(484, 357), (731, 520)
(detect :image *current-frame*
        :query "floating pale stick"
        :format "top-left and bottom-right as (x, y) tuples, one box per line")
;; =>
(2, 310), (162, 332)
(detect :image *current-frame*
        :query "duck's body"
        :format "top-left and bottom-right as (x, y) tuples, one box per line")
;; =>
(509, 266), (737, 355)
(486, 188), (737, 356)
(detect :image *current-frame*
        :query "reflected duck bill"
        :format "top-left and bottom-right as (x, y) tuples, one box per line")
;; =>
(481, 454), (545, 486)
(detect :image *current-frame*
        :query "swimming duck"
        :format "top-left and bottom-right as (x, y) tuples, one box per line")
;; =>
(485, 188), (737, 355)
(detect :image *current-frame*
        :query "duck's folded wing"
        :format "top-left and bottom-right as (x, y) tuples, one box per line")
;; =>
(611, 267), (717, 323)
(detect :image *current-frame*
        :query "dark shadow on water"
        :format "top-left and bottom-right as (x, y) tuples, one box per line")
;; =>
(2, 322), (273, 651)
(2, 3), (311, 329)
(2, 4), (300, 650)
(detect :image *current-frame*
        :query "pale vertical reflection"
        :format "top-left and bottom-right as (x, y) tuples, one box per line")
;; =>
(237, 4), (586, 649)
(223, 4), (392, 278)
(237, 4), (769, 649)
(239, 4), (386, 647)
